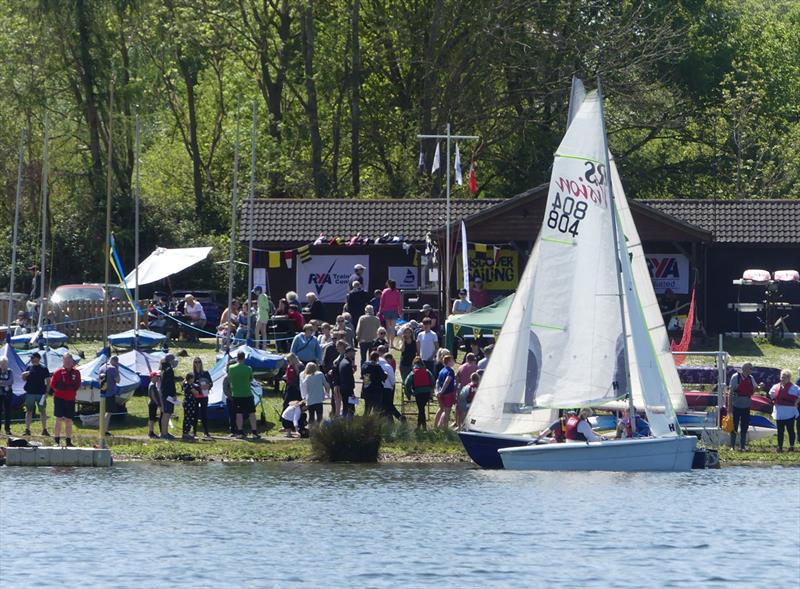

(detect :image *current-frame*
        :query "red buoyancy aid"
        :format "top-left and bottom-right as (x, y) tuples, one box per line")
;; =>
(565, 415), (582, 441)
(412, 367), (432, 388)
(773, 383), (797, 406)
(735, 373), (755, 397)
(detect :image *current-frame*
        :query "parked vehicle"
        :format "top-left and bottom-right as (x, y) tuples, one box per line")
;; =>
(50, 283), (127, 305)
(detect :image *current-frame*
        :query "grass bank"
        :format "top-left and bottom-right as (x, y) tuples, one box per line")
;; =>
(8, 337), (799, 466)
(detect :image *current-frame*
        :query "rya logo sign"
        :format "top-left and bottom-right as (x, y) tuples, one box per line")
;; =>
(307, 261), (337, 294)
(646, 256), (681, 279)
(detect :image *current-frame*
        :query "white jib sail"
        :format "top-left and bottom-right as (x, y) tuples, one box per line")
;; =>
(466, 92), (623, 434)
(612, 187), (681, 438)
(610, 159), (688, 413)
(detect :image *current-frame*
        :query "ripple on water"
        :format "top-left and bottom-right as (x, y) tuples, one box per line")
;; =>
(1, 463), (798, 589)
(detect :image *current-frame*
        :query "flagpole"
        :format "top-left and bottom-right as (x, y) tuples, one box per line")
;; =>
(38, 112), (49, 331)
(226, 101), (241, 353)
(246, 100), (257, 344)
(417, 127), (479, 319)
(8, 128), (24, 328)
(100, 79), (115, 447)
(133, 111), (141, 335)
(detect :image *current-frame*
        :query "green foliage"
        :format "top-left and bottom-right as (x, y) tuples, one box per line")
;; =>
(1, 0), (798, 294)
(310, 415), (383, 462)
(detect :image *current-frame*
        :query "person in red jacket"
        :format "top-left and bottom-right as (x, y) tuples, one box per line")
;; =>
(50, 354), (81, 447)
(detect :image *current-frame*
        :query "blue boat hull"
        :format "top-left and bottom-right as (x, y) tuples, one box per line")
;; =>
(458, 431), (531, 469)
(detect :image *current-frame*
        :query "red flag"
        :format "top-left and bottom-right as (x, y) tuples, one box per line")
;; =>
(468, 164), (477, 194)
(670, 288), (695, 365)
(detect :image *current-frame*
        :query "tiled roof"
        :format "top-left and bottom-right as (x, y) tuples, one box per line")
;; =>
(241, 198), (502, 244)
(640, 199), (800, 244)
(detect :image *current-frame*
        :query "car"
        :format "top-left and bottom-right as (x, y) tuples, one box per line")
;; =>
(172, 289), (223, 329)
(50, 283), (128, 305)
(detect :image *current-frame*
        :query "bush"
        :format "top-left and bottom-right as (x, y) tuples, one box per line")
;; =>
(310, 415), (383, 462)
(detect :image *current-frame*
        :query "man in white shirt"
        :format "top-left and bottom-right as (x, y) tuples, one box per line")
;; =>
(477, 344), (493, 371)
(183, 294), (207, 341)
(377, 347), (403, 422)
(416, 318), (438, 374)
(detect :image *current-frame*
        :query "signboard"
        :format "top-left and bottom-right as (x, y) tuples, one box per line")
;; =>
(296, 255), (369, 303)
(646, 253), (690, 294)
(456, 248), (519, 291)
(388, 266), (418, 290)
(253, 268), (268, 293)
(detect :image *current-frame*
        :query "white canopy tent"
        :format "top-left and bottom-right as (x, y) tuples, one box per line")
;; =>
(123, 246), (212, 288)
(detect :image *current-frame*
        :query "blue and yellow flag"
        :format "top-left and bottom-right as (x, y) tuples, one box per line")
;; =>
(109, 233), (143, 316)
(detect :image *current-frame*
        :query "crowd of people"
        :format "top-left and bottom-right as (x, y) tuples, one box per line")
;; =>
(3, 261), (799, 450)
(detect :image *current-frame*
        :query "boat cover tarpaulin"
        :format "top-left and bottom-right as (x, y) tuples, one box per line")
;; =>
(108, 329), (167, 350)
(123, 246), (212, 288)
(17, 347), (81, 371)
(10, 329), (69, 349)
(0, 343), (27, 397)
(78, 354), (140, 396)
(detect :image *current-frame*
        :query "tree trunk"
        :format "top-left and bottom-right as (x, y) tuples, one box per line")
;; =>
(74, 0), (105, 211)
(178, 48), (204, 219)
(350, 0), (361, 195)
(301, 2), (325, 197)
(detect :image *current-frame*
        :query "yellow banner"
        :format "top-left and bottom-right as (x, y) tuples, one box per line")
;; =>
(457, 248), (519, 290)
(269, 251), (281, 268)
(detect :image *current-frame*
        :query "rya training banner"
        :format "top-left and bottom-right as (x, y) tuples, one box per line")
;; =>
(296, 255), (369, 303)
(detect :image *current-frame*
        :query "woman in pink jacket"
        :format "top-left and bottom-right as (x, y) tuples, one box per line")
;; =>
(379, 279), (403, 347)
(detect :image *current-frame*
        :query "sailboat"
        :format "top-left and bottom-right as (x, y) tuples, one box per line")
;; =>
(462, 80), (697, 472)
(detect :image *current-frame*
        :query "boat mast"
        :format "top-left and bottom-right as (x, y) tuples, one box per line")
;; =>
(226, 102), (241, 352)
(37, 113), (50, 330)
(100, 80), (114, 446)
(8, 129), (24, 328)
(133, 111), (141, 334)
(597, 78), (636, 431)
(246, 101), (257, 344)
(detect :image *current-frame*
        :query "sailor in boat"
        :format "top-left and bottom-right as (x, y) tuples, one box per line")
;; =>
(564, 408), (605, 443)
(533, 412), (568, 444)
(615, 409), (650, 439)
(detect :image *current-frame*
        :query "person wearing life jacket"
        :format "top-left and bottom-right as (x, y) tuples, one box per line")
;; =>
(769, 369), (800, 452)
(535, 412), (567, 444)
(404, 357), (435, 431)
(728, 362), (759, 450)
(615, 409), (650, 439)
(564, 408), (603, 443)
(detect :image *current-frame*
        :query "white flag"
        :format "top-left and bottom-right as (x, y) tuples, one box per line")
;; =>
(431, 142), (440, 174)
(418, 149), (425, 172)
(454, 143), (463, 185)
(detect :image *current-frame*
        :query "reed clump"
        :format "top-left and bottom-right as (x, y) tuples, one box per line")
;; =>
(310, 415), (383, 462)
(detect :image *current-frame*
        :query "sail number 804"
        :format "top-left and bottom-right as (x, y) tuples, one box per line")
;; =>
(546, 193), (587, 237)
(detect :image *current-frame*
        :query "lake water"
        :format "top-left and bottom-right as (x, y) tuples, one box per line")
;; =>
(1, 462), (798, 589)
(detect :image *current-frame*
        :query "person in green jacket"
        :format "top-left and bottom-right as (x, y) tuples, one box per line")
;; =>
(404, 356), (435, 431)
(228, 351), (260, 439)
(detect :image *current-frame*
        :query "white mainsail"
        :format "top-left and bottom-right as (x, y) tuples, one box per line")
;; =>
(466, 92), (624, 434)
(610, 159), (688, 413)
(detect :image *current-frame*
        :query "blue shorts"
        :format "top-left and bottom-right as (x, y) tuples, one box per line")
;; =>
(383, 310), (399, 321)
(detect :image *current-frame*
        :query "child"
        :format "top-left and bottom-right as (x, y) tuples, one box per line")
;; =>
(281, 400), (309, 438)
(181, 373), (199, 440)
(147, 371), (162, 439)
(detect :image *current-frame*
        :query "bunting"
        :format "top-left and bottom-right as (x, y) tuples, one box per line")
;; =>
(268, 251), (281, 268)
(297, 244), (312, 262)
(283, 250), (294, 269)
